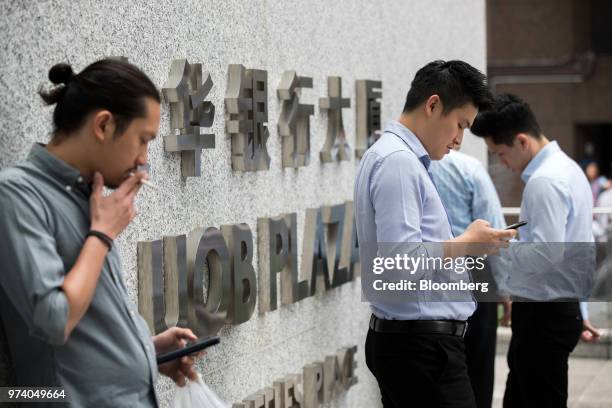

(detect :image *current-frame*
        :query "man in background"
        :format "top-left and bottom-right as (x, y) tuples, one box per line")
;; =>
(471, 93), (593, 407)
(429, 148), (508, 408)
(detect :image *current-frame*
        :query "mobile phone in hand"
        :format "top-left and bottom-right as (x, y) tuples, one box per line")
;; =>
(156, 336), (220, 365)
(505, 221), (528, 230)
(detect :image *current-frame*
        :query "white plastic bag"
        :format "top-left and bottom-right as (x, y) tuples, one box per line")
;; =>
(172, 374), (230, 408)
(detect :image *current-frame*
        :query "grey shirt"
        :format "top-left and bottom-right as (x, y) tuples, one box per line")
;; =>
(0, 144), (158, 407)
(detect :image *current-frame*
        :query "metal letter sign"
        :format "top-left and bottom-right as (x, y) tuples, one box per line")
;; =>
(257, 213), (309, 314)
(137, 203), (360, 334)
(187, 227), (232, 336)
(137, 240), (165, 333)
(226, 64), (271, 171)
(221, 223), (257, 324)
(355, 80), (382, 158)
(236, 346), (358, 406)
(319, 77), (351, 163)
(162, 59), (215, 177)
(277, 71), (315, 168)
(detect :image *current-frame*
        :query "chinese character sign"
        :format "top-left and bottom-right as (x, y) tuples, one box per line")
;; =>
(162, 59), (215, 177)
(277, 70), (314, 168)
(355, 80), (382, 158)
(225, 64), (271, 171)
(319, 76), (351, 163)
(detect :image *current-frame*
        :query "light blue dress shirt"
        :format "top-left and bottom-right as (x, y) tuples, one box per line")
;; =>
(354, 121), (476, 321)
(429, 150), (507, 295)
(502, 141), (595, 300)
(429, 150), (506, 235)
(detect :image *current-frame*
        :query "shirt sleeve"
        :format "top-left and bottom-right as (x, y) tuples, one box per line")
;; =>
(369, 151), (444, 267)
(502, 176), (572, 296)
(470, 164), (506, 229)
(521, 176), (571, 243)
(580, 301), (589, 320)
(370, 151), (424, 243)
(0, 180), (69, 346)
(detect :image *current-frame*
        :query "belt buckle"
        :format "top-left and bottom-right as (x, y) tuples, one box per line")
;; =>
(460, 322), (468, 337)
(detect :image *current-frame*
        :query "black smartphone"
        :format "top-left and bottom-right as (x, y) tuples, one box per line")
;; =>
(156, 335), (220, 365)
(505, 221), (528, 230)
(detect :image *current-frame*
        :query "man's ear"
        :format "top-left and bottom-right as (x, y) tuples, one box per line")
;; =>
(424, 95), (441, 117)
(516, 133), (530, 150)
(92, 110), (115, 143)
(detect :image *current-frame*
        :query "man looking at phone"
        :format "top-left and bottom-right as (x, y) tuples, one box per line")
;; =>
(354, 60), (516, 407)
(0, 59), (200, 406)
(471, 93), (593, 407)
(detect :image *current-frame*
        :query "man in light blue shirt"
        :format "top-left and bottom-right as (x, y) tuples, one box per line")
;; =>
(429, 149), (507, 408)
(471, 93), (593, 407)
(355, 60), (516, 408)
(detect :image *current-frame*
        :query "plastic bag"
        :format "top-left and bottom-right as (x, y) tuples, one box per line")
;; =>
(172, 374), (230, 408)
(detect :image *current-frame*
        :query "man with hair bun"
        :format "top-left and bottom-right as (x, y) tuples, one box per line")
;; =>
(0, 58), (201, 407)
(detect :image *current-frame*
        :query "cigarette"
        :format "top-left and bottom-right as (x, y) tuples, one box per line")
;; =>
(129, 172), (158, 191)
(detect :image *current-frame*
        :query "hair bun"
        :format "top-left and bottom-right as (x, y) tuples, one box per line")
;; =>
(48, 63), (74, 85)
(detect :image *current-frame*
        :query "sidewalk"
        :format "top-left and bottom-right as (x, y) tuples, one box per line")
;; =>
(493, 355), (612, 407)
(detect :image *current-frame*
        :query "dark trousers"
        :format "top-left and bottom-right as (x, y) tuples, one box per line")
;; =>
(503, 302), (582, 408)
(365, 328), (476, 408)
(465, 302), (498, 408)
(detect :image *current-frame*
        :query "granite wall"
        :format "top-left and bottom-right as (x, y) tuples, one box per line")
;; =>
(0, 1), (487, 406)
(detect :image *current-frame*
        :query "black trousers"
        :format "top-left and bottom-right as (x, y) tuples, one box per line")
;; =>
(503, 302), (582, 408)
(365, 328), (476, 408)
(464, 302), (498, 408)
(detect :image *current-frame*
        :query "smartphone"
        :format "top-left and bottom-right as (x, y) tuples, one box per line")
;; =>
(505, 221), (528, 230)
(156, 335), (220, 365)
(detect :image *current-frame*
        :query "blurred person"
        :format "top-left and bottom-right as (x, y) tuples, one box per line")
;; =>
(429, 147), (508, 408)
(584, 161), (610, 202)
(472, 93), (593, 408)
(593, 178), (612, 241)
(355, 60), (516, 408)
(0, 59), (201, 407)
(580, 162), (608, 344)
(580, 179), (612, 344)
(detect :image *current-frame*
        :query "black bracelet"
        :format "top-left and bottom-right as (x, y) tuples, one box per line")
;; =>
(86, 230), (113, 251)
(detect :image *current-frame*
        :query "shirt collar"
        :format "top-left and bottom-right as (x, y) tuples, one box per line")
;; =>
(27, 143), (91, 196)
(521, 141), (560, 182)
(385, 121), (432, 169)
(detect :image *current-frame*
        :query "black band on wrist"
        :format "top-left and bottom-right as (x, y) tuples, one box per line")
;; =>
(87, 230), (113, 251)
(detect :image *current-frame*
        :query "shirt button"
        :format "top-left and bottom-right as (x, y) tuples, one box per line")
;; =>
(130, 310), (135, 316)
(65, 185), (72, 192)
(77, 176), (83, 183)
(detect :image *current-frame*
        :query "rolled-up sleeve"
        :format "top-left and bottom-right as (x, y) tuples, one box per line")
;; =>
(0, 180), (68, 345)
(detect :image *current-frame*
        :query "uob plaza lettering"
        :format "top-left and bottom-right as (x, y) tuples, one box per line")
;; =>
(137, 58), (371, 405)
(137, 201), (360, 336)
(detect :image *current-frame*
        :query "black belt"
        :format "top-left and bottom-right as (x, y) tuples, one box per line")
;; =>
(512, 296), (579, 303)
(369, 315), (468, 337)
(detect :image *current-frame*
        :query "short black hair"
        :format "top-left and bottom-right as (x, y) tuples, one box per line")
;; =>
(471, 93), (542, 146)
(403, 60), (492, 114)
(39, 58), (160, 140)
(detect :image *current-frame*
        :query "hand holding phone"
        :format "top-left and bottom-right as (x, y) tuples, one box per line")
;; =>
(505, 220), (528, 230)
(156, 335), (220, 365)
